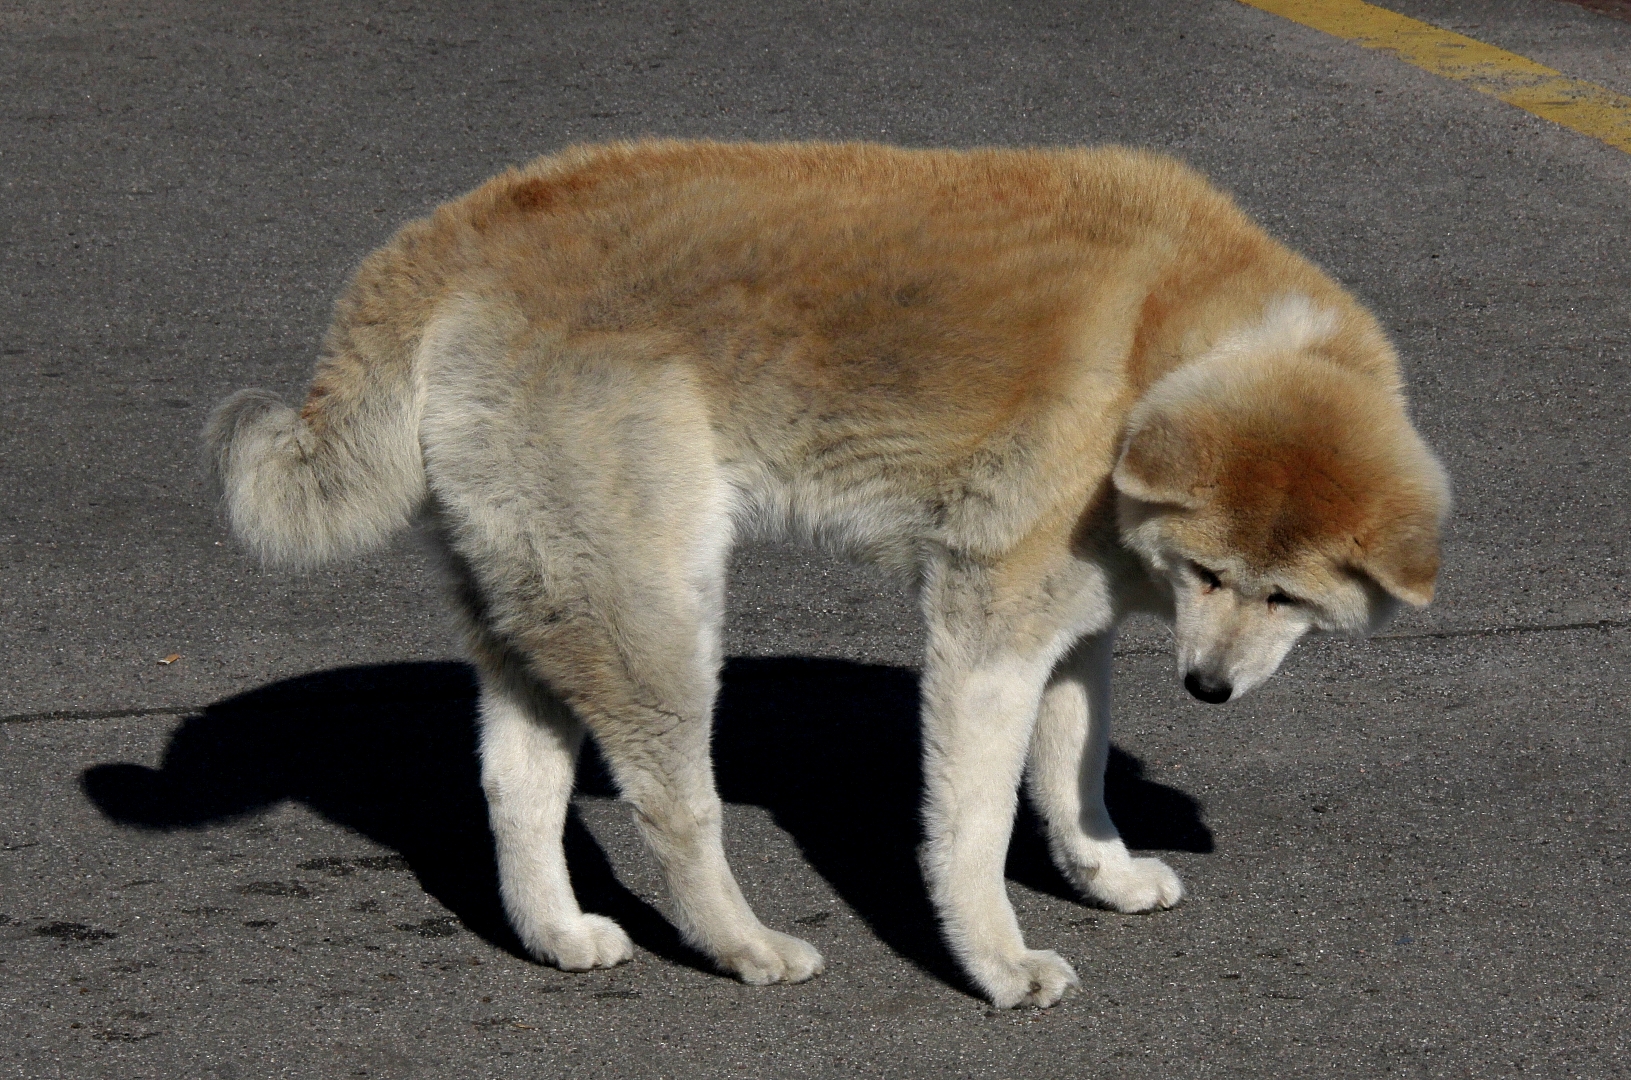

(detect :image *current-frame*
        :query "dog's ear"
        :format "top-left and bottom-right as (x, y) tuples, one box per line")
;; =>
(1352, 436), (1450, 608)
(1352, 513), (1442, 607)
(1112, 415), (1208, 509)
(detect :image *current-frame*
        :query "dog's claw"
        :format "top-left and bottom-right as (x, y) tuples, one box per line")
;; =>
(975, 948), (1080, 1009)
(1081, 855), (1184, 913)
(529, 913), (635, 971)
(718, 929), (825, 985)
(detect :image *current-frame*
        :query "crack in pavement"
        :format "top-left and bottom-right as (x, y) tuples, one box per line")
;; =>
(4, 618), (1625, 726)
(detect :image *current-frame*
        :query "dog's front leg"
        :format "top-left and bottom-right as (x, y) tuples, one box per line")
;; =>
(918, 585), (1080, 1008)
(1026, 632), (1184, 912)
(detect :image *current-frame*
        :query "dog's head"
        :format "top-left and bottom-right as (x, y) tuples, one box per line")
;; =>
(1112, 298), (1450, 704)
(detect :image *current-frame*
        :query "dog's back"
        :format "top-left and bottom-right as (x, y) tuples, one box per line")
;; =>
(211, 140), (1397, 570)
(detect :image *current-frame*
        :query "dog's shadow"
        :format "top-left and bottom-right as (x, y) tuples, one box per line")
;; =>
(81, 658), (1211, 987)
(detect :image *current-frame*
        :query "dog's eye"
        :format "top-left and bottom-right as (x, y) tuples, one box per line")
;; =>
(1267, 591), (1298, 608)
(1193, 564), (1222, 592)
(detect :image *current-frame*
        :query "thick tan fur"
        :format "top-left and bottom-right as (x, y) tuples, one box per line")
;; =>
(206, 140), (1449, 1008)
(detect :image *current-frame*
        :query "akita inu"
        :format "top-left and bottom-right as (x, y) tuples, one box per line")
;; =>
(207, 141), (1449, 1008)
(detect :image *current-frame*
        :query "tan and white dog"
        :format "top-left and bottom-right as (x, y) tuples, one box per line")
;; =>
(206, 141), (1449, 1008)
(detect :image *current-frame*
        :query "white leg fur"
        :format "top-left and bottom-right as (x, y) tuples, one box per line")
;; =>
(429, 332), (819, 988)
(604, 721), (824, 985)
(1026, 633), (1183, 912)
(583, 488), (822, 985)
(478, 675), (634, 970)
(918, 633), (1080, 1009)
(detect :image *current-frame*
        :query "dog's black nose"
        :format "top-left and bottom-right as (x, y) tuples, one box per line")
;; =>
(1184, 671), (1233, 704)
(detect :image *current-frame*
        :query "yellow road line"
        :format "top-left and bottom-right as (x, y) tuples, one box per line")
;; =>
(1239, 0), (1631, 153)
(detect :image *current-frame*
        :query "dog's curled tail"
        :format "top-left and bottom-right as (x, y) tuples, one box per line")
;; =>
(205, 238), (435, 568)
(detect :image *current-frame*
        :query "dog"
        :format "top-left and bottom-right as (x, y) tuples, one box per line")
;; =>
(206, 140), (1449, 1008)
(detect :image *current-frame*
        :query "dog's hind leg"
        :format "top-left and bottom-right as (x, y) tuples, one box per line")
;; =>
(562, 504), (820, 982)
(1025, 632), (1183, 912)
(424, 333), (820, 986)
(476, 664), (635, 970)
(525, 524), (822, 985)
(587, 662), (825, 985)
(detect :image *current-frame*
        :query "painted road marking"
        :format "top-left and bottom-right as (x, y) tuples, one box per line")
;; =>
(1239, 0), (1631, 153)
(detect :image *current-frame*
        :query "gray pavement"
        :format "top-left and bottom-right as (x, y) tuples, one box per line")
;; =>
(2, 1), (1628, 1076)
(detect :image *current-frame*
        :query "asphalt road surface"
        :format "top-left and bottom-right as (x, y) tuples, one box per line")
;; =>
(3, 1), (1629, 1077)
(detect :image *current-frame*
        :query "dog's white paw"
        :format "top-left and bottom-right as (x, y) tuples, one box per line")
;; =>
(972, 948), (1080, 1009)
(717, 928), (826, 985)
(1082, 855), (1184, 913)
(526, 913), (635, 971)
